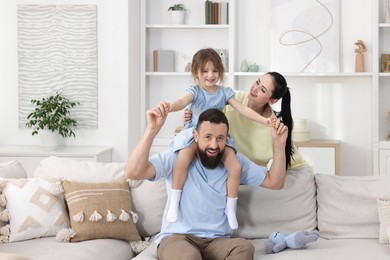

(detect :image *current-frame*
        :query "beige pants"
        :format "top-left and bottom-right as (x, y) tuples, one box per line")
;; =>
(157, 234), (254, 260)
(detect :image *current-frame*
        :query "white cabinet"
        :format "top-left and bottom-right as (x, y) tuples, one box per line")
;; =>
(373, 0), (390, 176)
(0, 146), (112, 177)
(295, 140), (340, 175)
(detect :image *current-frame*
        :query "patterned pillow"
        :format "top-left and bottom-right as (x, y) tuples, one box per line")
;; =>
(0, 178), (69, 243)
(61, 180), (141, 242)
(377, 199), (390, 244)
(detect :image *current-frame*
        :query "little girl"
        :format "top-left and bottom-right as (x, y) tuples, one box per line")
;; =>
(165, 48), (273, 230)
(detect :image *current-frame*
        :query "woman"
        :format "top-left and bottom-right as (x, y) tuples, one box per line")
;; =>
(185, 72), (306, 169)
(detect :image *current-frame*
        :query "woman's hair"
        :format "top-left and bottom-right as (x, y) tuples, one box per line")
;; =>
(191, 48), (225, 83)
(267, 71), (294, 169)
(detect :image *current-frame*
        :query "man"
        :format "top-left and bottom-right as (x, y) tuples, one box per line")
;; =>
(125, 102), (288, 260)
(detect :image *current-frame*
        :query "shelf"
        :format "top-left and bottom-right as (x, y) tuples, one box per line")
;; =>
(146, 24), (229, 29)
(379, 141), (390, 149)
(379, 73), (390, 76)
(235, 72), (372, 77)
(379, 23), (390, 27)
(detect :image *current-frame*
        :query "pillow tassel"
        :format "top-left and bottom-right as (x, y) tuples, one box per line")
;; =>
(130, 210), (139, 224)
(0, 179), (7, 192)
(72, 211), (85, 223)
(0, 194), (6, 207)
(106, 210), (117, 222)
(0, 235), (9, 244)
(56, 228), (76, 243)
(130, 240), (151, 255)
(119, 209), (130, 222)
(126, 179), (143, 188)
(50, 180), (64, 196)
(0, 224), (10, 236)
(0, 209), (10, 222)
(89, 210), (102, 222)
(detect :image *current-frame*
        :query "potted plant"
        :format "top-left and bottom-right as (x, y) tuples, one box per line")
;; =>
(26, 92), (80, 149)
(168, 4), (186, 24)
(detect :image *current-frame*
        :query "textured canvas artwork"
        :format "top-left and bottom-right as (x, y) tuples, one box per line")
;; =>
(18, 5), (97, 128)
(270, 0), (339, 73)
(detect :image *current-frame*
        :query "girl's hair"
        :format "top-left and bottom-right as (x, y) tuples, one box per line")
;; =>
(191, 48), (225, 83)
(267, 71), (294, 169)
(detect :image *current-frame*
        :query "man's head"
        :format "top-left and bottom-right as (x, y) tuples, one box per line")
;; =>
(194, 109), (229, 169)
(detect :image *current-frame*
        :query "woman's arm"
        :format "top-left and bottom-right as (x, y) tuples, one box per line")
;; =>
(228, 97), (272, 126)
(169, 93), (194, 112)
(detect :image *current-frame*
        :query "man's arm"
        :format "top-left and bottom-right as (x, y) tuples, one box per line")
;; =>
(261, 119), (288, 189)
(124, 101), (169, 180)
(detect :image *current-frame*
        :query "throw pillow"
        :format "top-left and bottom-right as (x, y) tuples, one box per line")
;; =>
(377, 199), (390, 244)
(0, 178), (69, 243)
(61, 179), (141, 242)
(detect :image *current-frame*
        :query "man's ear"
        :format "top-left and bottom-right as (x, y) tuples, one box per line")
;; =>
(269, 98), (279, 105)
(193, 130), (199, 143)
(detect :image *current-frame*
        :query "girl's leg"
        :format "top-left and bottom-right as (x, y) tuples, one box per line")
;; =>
(222, 147), (241, 230)
(168, 143), (197, 222)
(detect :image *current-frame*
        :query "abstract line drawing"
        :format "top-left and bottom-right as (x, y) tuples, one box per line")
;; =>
(270, 0), (339, 73)
(18, 5), (98, 128)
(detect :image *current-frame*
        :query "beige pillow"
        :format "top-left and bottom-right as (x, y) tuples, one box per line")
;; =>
(233, 165), (317, 239)
(62, 180), (141, 242)
(377, 199), (390, 244)
(316, 174), (390, 239)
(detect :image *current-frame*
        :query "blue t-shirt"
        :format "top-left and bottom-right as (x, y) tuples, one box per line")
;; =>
(149, 150), (267, 245)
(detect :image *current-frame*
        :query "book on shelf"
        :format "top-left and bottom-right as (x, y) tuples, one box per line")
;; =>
(153, 50), (175, 72)
(205, 1), (228, 25)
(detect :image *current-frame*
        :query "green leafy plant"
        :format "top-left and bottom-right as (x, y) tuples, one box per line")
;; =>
(168, 4), (186, 11)
(26, 92), (80, 138)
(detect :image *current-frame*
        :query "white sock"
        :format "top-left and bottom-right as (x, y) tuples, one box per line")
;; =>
(225, 197), (238, 230)
(167, 189), (182, 222)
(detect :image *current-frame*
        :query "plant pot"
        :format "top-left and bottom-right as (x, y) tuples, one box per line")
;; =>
(169, 11), (186, 24)
(39, 129), (62, 150)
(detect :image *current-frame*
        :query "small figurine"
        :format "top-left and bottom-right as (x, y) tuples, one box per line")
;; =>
(355, 40), (366, 72)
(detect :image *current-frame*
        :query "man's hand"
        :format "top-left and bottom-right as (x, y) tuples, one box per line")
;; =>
(183, 109), (192, 125)
(271, 118), (288, 148)
(146, 101), (170, 134)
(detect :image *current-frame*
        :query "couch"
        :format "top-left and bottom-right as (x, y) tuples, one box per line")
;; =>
(0, 157), (389, 260)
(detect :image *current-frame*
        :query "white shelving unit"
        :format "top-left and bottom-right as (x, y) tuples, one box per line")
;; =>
(140, 1), (377, 175)
(373, 0), (390, 176)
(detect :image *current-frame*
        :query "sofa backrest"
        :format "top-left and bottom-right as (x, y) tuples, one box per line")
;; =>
(315, 173), (390, 239)
(233, 164), (317, 239)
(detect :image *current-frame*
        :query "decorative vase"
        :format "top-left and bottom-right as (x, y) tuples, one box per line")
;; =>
(385, 0), (390, 23)
(240, 59), (249, 72)
(170, 11), (186, 24)
(39, 129), (61, 150)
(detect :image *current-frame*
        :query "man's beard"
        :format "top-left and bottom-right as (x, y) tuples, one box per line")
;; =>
(197, 146), (225, 169)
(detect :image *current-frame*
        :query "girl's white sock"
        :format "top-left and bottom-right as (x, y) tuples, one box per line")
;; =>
(167, 189), (182, 222)
(225, 197), (238, 230)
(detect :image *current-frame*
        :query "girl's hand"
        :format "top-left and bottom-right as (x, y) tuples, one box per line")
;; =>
(183, 109), (192, 125)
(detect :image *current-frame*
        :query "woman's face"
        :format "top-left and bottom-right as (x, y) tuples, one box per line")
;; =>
(248, 74), (275, 106)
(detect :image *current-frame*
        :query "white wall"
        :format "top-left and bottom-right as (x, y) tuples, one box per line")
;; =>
(0, 0), (132, 162)
(0, 0), (375, 175)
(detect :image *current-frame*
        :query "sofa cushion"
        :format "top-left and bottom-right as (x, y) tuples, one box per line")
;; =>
(34, 156), (125, 183)
(0, 161), (28, 228)
(0, 161), (28, 179)
(0, 178), (69, 242)
(377, 199), (390, 244)
(316, 174), (390, 239)
(233, 165), (317, 239)
(130, 179), (167, 238)
(61, 179), (141, 242)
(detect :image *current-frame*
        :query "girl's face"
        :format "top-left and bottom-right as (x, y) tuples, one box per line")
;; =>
(197, 61), (220, 89)
(248, 74), (275, 106)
